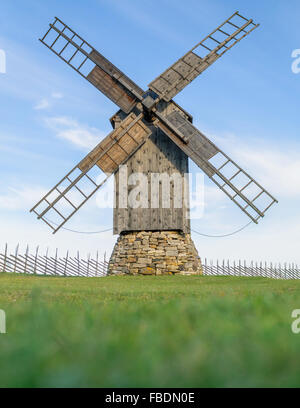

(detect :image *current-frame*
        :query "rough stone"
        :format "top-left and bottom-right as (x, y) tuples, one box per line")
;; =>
(108, 230), (203, 276)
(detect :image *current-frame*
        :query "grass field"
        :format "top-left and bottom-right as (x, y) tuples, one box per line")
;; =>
(0, 272), (300, 387)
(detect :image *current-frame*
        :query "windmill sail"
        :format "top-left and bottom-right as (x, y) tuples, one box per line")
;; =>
(156, 111), (277, 223)
(40, 17), (144, 113)
(149, 11), (259, 102)
(31, 113), (151, 233)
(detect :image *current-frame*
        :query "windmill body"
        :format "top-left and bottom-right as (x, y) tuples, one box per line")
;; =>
(112, 101), (191, 235)
(31, 12), (278, 275)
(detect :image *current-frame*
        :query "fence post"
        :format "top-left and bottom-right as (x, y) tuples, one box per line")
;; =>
(44, 248), (49, 275)
(77, 251), (80, 276)
(264, 261), (267, 279)
(54, 248), (58, 276)
(24, 245), (29, 274)
(64, 251), (69, 277)
(13, 244), (19, 273)
(279, 263), (282, 279)
(3, 243), (8, 272)
(87, 253), (90, 277)
(34, 246), (39, 275)
(292, 263), (295, 280)
(284, 262), (287, 280)
(96, 251), (99, 277)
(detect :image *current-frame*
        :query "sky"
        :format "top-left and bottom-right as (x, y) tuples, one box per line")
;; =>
(0, 0), (300, 263)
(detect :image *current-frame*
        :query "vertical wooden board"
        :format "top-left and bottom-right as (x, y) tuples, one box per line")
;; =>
(183, 52), (202, 67)
(107, 143), (128, 165)
(96, 154), (115, 173)
(118, 133), (137, 154)
(90, 50), (144, 97)
(87, 66), (136, 113)
(113, 126), (190, 234)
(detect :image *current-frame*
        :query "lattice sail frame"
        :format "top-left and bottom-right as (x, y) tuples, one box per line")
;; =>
(149, 11), (259, 102)
(156, 111), (277, 223)
(40, 17), (144, 113)
(31, 114), (151, 233)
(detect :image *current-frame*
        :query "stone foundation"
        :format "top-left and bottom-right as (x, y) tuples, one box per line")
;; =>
(108, 230), (202, 276)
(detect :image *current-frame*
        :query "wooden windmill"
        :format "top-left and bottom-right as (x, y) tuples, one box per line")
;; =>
(31, 12), (277, 275)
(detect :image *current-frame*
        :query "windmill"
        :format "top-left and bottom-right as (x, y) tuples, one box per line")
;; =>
(31, 11), (277, 276)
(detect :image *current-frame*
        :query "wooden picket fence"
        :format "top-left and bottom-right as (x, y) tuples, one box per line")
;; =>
(0, 243), (108, 277)
(202, 259), (300, 280)
(0, 243), (299, 279)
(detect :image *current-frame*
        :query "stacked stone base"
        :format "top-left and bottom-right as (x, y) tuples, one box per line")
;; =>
(108, 230), (202, 276)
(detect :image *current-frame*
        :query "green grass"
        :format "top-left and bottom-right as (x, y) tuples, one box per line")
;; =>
(0, 272), (300, 387)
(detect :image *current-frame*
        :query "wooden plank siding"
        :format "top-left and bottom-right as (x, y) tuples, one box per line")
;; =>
(113, 102), (191, 234)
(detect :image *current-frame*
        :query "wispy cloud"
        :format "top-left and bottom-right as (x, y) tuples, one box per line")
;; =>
(195, 129), (300, 199)
(34, 98), (50, 110)
(44, 116), (105, 150)
(34, 92), (64, 111)
(222, 136), (300, 199)
(51, 92), (64, 99)
(0, 185), (48, 211)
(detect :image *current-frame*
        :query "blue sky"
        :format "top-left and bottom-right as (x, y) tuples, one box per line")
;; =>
(0, 0), (300, 263)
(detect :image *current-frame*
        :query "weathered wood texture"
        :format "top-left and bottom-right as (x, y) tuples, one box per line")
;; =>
(79, 112), (151, 174)
(87, 51), (143, 113)
(148, 12), (259, 102)
(113, 102), (191, 235)
(113, 129), (190, 234)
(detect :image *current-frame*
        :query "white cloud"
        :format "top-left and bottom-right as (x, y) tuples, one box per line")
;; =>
(234, 147), (300, 198)
(44, 116), (105, 150)
(51, 92), (64, 99)
(34, 92), (64, 111)
(199, 130), (300, 199)
(34, 98), (50, 110)
(0, 186), (48, 211)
